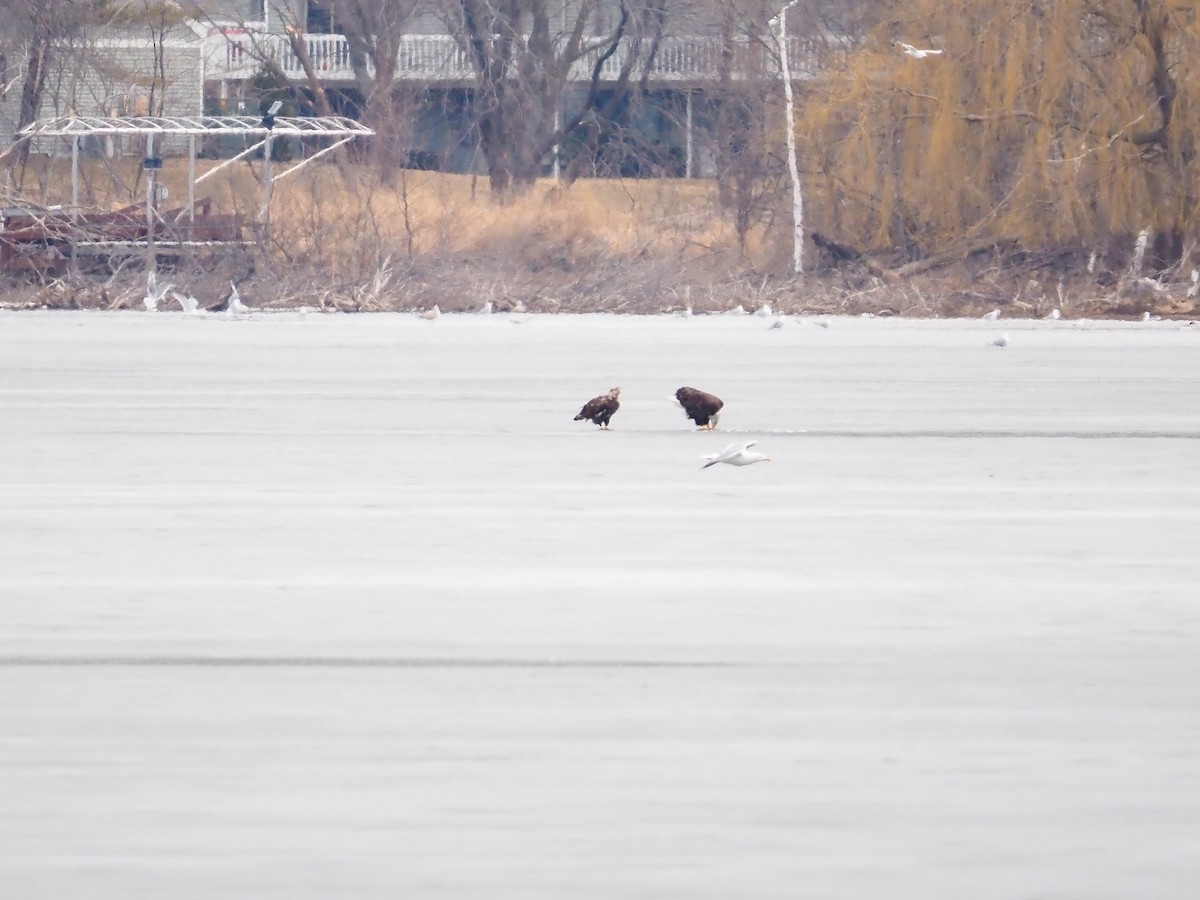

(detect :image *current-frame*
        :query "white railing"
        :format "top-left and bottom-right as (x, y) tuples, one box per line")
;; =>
(292, 33), (355, 76)
(203, 32), (819, 84)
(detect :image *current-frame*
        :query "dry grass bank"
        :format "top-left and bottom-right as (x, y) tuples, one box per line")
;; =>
(4, 156), (1199, 319)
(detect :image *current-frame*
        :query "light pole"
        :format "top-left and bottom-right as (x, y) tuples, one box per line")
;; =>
(770, 0), (804, 275)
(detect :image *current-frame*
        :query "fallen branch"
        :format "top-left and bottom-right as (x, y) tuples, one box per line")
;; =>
(886, 240), (1013, 282)
(811, 231), (893, 278)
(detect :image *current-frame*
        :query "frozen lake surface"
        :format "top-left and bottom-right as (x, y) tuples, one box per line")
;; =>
(2, 310), (1199, 898)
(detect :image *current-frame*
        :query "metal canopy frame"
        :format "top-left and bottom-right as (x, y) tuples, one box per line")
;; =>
(19, 115), (374, 139)
(15, 115), (375, 263)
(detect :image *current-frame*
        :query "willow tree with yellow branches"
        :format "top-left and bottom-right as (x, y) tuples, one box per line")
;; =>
(799, 0), (1200, 271)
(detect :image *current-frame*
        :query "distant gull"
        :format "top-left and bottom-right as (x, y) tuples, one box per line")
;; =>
(991, 333), (1009, 348)
(421, 304), (441, 320)
(479, 301), (493, 314)
(724, 305), (748, 316)
(982, 308), (1002, 321)
(755, 302), (773, 318)
(675, 306), (694, 318)
(170, 290), (203, 315)
(702, 440), (771, 469)
(897, 41), (943, 59)
(1045, 308), (1061, 320)
(143, 270), (173, 311)
(769, 316), (788, 330)
(574, 387), (620, 429)
(227, 281), (249, 316)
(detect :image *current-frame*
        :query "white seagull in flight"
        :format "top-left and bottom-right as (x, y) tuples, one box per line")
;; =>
(702, 441), (771, 469)
(170, 290), (203, 315)
(898, 41), (943, 59)
(143, 270), (173, 311)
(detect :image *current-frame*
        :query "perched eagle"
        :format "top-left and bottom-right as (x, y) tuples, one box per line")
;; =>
(574, 386), (621, 429)
(675, 386), (724, 430)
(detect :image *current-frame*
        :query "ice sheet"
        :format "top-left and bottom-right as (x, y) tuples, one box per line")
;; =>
(2, 310), (1198, 898)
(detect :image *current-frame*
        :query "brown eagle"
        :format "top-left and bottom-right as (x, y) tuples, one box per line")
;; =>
(574, 386), (621, 429)
(675, 386), (724, 430)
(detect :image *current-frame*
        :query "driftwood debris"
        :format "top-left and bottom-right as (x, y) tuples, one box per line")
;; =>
(811, 231), (892, 280)
(812, 232), (1008, 284)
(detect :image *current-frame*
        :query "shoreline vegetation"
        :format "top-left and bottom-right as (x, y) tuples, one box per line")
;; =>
(2, 162), (1197, 319)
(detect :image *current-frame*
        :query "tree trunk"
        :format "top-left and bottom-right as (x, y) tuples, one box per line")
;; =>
(1134, 0), (1186, 269)
(14, 25), (52, 171)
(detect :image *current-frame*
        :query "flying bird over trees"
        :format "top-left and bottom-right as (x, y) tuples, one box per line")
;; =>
(574, 387), (621, 429)
(897, 41), (943, 59)
(675, 386), (724, 430)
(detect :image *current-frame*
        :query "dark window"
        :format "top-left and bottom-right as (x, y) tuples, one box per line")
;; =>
(307, 1), (334, 33)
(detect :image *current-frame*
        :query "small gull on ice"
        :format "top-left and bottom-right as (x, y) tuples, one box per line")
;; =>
(227, 281), (249, 316)
(421, 304), (441, 320)
(982, 308), (1001, 321)
(702, 441), (771, 469)
(755, 302), (773, 318)
(1045, 308), (1061, 320)
(991, 333), (1009, 348)
(479, 301), (493, 314)
(143, 271), (173, 311)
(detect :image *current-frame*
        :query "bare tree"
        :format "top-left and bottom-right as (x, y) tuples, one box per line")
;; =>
(445, 0), (672, 194)
(2, 0), (83, 168)
(326, 0), (421, 125)
(189, 0), (423, 169)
